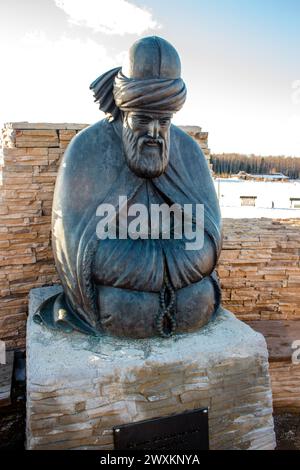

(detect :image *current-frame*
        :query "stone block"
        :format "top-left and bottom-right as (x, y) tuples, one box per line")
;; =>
(27, 286), (276, 450)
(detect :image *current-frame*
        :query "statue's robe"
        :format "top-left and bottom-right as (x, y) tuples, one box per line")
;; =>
(35, 118), (222, 337)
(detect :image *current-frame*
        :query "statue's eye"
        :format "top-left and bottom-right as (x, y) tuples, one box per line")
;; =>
(159, 118), (170, 126)
(135, 116), (151, 125)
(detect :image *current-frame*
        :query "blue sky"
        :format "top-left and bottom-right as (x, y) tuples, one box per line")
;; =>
(1, 0), (300, 155)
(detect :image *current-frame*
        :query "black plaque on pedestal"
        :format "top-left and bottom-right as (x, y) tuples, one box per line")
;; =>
(113, 407), (209, 450)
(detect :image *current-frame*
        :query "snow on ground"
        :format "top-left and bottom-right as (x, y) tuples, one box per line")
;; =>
(221, 206), (300, 218)
(214, 179), (300, 218)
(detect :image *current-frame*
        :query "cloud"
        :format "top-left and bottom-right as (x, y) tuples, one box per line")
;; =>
(0, 31), (124, 125)
(54, 0), (159, 35)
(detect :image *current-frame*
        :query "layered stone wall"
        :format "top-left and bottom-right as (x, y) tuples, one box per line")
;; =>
(269, 362), (300, 411)
(219, 218), (300, 321)
(1, 123), (300, 351)
(0, 123), (86, 348)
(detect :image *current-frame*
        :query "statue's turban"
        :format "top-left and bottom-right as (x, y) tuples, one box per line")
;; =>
(90, 67), (186, 119)
(113, 70), (186, 115)
(90, 36), (187, 119)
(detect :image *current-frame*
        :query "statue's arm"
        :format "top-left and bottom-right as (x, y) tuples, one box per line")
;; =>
(197, 231), (218, 277)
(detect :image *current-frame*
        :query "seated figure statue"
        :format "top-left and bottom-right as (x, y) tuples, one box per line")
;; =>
(34, 36), (222, 338)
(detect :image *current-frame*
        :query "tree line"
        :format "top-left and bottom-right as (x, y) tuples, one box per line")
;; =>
(211, 154), (300, 179)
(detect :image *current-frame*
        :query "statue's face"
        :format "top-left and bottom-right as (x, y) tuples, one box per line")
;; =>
(122, 111), (172, 178)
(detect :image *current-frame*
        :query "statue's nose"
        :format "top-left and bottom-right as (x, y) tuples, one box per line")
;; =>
(148, 120), (159, 139)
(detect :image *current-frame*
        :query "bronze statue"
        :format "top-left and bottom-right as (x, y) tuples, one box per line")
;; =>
(34, 36), (222, 338)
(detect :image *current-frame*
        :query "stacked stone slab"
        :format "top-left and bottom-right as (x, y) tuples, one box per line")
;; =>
(269, 362), (300, 411)
(27, 287), (275, 450)
(219, 218), (300, 321)
(0, 123), (87, 348)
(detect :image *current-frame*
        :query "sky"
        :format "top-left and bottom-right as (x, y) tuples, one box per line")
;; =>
(1, 0), (300, 156)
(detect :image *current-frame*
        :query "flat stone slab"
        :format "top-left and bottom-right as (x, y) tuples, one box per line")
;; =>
(0, 351), (14, 408)
(247, 320), (300, 362)
(27, 286), (276, 450)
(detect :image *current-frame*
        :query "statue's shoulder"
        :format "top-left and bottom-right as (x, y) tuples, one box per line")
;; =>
(170, 124), (204, 155)
(66, 118), (113, 154)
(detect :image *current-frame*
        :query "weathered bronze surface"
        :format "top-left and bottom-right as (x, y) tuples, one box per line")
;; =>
(34, 36), (222, 338)
(113, 408), (209, 450)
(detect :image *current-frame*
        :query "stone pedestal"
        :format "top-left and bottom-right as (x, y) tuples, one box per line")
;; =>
(27, 286), (276, 450)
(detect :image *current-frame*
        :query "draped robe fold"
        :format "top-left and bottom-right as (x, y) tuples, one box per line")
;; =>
(34, 118), (222, 335)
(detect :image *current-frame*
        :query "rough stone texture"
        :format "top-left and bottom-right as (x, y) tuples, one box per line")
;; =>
(219, 218), (300, 322)
(244, 321), (300, 413)
(269, 362), (300, 412)
(26, 286), (275, 450)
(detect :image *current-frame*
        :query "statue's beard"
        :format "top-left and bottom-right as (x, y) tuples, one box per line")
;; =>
(122, 127), (170, 179)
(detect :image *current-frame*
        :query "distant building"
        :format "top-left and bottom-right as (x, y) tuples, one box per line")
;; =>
(236, 171), (289, 182)
(290, 198), (300, 209)
(240, 196), (257, 207)
(214, 178), (300, 210)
